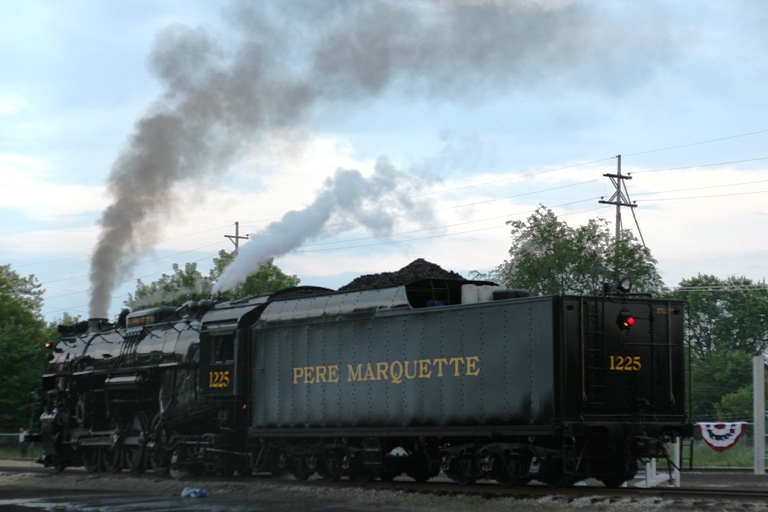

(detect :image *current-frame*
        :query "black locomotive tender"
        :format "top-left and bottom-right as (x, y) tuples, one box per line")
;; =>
(40, 260), (691, 487)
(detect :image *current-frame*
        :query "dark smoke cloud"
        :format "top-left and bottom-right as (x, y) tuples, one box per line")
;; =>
(90, 0), (672, 318)
(213, 157), (431, 293)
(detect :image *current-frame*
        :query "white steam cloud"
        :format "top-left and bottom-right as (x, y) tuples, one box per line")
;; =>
(213, 157), (431, 293)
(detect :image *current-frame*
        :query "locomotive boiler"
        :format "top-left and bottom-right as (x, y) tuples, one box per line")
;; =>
(39, 266), (691, 487)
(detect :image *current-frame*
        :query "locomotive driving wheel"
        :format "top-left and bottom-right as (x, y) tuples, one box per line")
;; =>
(126, 413), (148, 474)
(102, 445), (124, 473)
(148, 413), (170, 475)
(102, 419), (125, 473)
(82, 447), (102, 473)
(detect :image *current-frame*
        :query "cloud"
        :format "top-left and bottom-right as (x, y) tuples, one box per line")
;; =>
(0, 93), (28, 115)
(0, 153), (106, 221)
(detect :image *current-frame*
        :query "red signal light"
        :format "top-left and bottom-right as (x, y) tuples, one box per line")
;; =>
(617, 310), (635, 330)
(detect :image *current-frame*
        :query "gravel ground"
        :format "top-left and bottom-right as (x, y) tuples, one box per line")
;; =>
(2, 468), (767, 512)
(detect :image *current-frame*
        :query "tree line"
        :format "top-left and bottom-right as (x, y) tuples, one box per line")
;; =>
(2, 206), (765, 428)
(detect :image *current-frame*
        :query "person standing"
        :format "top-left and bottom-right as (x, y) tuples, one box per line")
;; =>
(19, 428), (28, 458)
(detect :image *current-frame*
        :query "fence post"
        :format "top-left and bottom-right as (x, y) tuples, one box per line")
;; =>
(753, 355), (765, 475)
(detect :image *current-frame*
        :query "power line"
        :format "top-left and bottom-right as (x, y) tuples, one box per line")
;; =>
(623, 129), (768, 157)
(674, 285), (768, 292)
(633, 178), (768, 197)
(296, 199), (604, 253)
(41, 249), (229, 317)
(641, 190), (768, 203)
(15, 145), (768, 274)
(39, 241), (229, 285)
(632, 156), (768, 174)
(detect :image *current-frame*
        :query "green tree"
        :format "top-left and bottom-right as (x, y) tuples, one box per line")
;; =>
(126, 262), (211, 310)
(210, 252), (300, 298)
(0, 265), (48, 428)
(688, 349), (753, 420)
(488, 206), (663, 295)
(668, 274), (768, 359)
(125, 251), (300, 310)
(714, 387), (754, 422)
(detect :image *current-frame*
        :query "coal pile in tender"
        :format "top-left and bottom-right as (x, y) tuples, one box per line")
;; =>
(338, 258), (464, 292)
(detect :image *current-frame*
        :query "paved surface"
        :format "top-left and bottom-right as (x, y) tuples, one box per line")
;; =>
(2, 459), (768, 511)
(673, 470), (768, 492)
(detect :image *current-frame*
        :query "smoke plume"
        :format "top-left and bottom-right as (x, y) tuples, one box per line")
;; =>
(89, 0), (672, 318)
(213, 157), (431, 293)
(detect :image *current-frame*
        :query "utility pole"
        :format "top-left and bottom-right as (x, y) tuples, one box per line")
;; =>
(599, 155), (646, 246)
(225, 221), (249, 255)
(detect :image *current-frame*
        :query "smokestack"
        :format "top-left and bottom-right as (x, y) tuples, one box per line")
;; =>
(88, 1), (672, 318)
(88, 318), (109, 333)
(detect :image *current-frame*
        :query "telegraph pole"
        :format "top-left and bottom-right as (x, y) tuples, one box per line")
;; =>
(225, 221), (249, 255)
(599, 155), (646, 246)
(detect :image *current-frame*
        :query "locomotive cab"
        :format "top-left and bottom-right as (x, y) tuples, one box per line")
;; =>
(200, 329), (238, 396)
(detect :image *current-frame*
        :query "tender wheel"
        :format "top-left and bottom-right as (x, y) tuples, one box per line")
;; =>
(270, 451), (286, 478)
(599, 475), (628, 488)
(491, 451), (532, 487)
(290, 456), (315, 481)
(597, 458), (636, 488)
(537, 456), (575, 488)
(444, 456), (482, 485)
(406, 457), (435, 483)
(318, 451), (344, 481)
(379, 467), (399, 482)
(250, 445), (271, 474)
(348, 458), (374, 483)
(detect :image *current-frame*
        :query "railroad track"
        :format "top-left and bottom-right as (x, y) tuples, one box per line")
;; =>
(352, 478), (768, 503)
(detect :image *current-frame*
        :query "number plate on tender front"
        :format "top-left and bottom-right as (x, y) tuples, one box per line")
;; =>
(608, 355), (642, 371)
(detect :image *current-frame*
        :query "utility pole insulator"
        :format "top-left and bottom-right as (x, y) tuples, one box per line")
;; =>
(225, 221), (249, 255)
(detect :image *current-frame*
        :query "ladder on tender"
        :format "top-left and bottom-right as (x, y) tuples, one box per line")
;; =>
(581, 299), (606, 408)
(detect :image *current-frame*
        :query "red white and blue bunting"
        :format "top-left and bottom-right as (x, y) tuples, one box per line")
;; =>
(696, 422), (747, 452)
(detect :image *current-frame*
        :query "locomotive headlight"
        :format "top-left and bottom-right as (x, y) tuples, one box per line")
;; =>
(617, 310), (635, 330)
(618, 276), (633, 294)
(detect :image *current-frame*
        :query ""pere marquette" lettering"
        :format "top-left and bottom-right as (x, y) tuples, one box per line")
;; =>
(292, 356), (481, 385)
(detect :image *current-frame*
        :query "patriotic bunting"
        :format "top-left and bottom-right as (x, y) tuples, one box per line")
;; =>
(696, 422), (747, 452)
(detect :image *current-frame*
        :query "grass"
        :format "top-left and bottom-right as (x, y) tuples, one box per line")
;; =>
(686, 438), (755, 468)
(0, 443), (41, 461)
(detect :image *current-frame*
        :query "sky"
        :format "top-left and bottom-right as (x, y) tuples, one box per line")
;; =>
(1, 0), (767, 323)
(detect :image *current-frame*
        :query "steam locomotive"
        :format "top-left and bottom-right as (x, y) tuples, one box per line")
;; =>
(39, 269), (691, 487)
